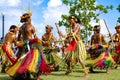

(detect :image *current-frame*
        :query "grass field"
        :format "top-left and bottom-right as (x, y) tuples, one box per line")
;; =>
(0, 66), (120, 80)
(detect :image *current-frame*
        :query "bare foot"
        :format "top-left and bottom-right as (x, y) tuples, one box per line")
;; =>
(83, 74), (89, 78)
(107, 71), (110, 74)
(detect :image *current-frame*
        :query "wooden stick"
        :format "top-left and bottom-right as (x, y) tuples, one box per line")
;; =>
(55, 23), (60, 33)
(55, 23), (64, 45)
(103, 19), (113, 42)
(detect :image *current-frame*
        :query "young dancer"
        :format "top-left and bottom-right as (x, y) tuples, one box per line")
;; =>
(58, 15), (89, 77)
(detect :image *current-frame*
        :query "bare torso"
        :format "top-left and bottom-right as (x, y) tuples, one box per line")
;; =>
(4, 32), (16, 46)
(91, 33), (106, 45)
(19, 23), (35, 41)
(42, 33), (55, 48)
(71, 24), (81, 41)
(113, 33), (120, 42)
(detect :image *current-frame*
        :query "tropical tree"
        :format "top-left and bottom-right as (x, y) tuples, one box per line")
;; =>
(59, 0), (113, 43)
(117, 4), (120, 23)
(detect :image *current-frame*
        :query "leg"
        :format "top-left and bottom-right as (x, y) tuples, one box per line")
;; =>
(89, 65), (94, 73)
(78, 54), (89, 78)
(106, 66), (110, 74)
(1, 63), (6, 73)
(77, 41), (89, 77)
(36, 71), (42, 80)
(64, 51), (72, 75)
(65, 60), (72, 75)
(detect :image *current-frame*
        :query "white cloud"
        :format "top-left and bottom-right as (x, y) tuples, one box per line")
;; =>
(99, 20), (109, 35)
(33, 22), (45, 38)
(0, 0), (68, 39)
(33, 0), (43, 6)
(90, 19), (115, 41)
(7, 0), (21, 7)
(43, 7), (62, 23)
(0, 8), (22, 38)
(90, 19), (109, 35)
(0, 0), (6, 6)
(48, 0), (62, 7)
(43, 5), (69, 24)
(5, 9), (22, 18)
(0, 0), (21, 7)
(42, 4), (69, 38)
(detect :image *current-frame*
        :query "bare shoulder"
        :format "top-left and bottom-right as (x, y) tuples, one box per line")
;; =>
(9, 32), (16, 39)
(91, 34), (95, 38)
(27, 24), (35, 31)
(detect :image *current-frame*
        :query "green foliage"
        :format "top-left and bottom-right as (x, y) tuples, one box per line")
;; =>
(59, 0), (113, 41)
(117, 4), (120, 12)
(117, 17), (120, 23)
(117, 4), (120, 23)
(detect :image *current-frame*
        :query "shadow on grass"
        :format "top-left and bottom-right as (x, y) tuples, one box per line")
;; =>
(49, 71), (65, 76)
(49, 70), (85, 78)
(74, 69), (107, 74)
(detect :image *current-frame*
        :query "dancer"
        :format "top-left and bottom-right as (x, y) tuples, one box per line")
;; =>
(112, 25), (120, 64)
(88, 25), (115, 73)
(58, 15), (89, 77)
(1, 25), (18, 73)
(42, 25), (61, 71)
(91, 25), (107, 45)
(6, 13), (50, 80)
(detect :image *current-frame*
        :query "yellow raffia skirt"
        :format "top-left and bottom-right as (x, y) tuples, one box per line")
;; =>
(65, 40), (87, 64)
(1, 44), (16, 65)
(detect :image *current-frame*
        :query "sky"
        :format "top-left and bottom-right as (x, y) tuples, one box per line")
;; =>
(0, 0), (120, 41)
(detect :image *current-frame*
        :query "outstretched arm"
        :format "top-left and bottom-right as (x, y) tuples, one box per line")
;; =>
(55, 23), (66, 38)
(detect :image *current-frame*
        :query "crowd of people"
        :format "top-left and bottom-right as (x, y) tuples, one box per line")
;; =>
(0, 12), (120, 80)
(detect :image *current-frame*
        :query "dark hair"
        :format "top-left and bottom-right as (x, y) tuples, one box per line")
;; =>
(9, 25), (17, 32)
(76, 17), (81, 23)
(46, 25), (53, 29)
(9, 25), (17, 30)
(69, 15), (81, 24)
(93, 25), (100, 31)
(20, 13), (31, 23)
(94, 25), (100, 28)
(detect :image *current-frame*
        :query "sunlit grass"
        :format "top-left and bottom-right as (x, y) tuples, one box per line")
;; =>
(0, 65), (120, 80)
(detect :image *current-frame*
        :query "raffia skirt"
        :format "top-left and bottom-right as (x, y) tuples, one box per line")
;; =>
(6, 39), (50, 77)
(65, 40), (87, 64)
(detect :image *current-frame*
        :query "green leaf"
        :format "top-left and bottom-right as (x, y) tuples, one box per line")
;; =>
(117, 4), (120, 12)
(117, 17), (120, 23)
(103, 9), (108, 13)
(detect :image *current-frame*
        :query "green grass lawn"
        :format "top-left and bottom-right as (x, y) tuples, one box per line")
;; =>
(0, 67), (120, 80)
